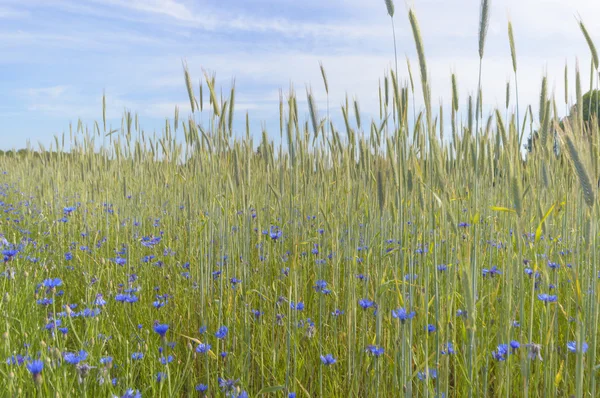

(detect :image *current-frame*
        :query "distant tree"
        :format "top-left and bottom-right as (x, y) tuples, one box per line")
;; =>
(581, 89), (600, 125)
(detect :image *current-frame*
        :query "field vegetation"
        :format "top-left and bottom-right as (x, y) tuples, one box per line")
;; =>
(1, 1), (600, 397)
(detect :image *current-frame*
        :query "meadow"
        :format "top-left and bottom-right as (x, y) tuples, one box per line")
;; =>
(2, 1), (600, 397)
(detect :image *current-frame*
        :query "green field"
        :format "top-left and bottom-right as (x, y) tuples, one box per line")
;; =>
(2, 2), (600, 397)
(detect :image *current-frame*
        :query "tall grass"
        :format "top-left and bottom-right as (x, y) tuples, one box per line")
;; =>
(0, 4), (598, 398)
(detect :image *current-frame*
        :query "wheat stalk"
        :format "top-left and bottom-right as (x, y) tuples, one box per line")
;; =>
(451, 73), (459, 111)
(559, 121), (595, 207)
(307, 87), (320, 141)
(508, 21), (517, 73)
(579, 19), (599, 70)
(408, 9), (431, 123)
(478, 0), (490, 59)
(182, 60), (196, 113)
(384, 0), (394, 17)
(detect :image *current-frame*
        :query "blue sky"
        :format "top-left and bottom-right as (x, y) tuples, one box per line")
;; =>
(1, 0), (599, 150)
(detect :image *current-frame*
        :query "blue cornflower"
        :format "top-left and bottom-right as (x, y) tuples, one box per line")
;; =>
(311, 244), (319, 255)
(121, 389), (142, 398)
(196, 343), (211, 354)
(3, 249), (18, 261)
(112, 257), (127, 266)
(153, 300), (165, 309)
(153, 323), (169, 337)
(6, 354), (26, 366)
(45, 319), (61, 331)
(365, 345), (384, 357)
(95, 294), (106, 306)
(492, 344), (509, 361)
(537, 294), (557, 303)
(567, 341), (589, 353)
(441, 342), (455, 355)
(320, 354), (336, 365)
(313, 280), (327, 293)
(156, 372), (166, 382)
(392, 308), (416, 323)
(131, 352), (144, 360)
(510, 340), (520, 353)
(404, 273), (418, 281)
(268, 226), (282, 241)
(100, 356), (113, 366)
(358, 299), (375, 310)
(159, 355), (173, 365)
(37, 297), (53, 306)
(437, 264), (448, 272)
(42, 278), (63, 289)
(26, 359), (44, 375)
(417, 368), (437, 380)
(195, 384), (208, 392)
(426, 324), (436, 333)
(218, 377), (239, 392)
(548, 261), (560, 270)
(215, 326), (228, 339)
(288, 393), (296, 398)
(27, 359), (44, 384)
(65, 252), (73, 261)
(63, 350), (87, 365)
(482, 266), (502, 278)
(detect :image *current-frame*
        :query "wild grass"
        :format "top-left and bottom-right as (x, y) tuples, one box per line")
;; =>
(0, 3), (599, 398)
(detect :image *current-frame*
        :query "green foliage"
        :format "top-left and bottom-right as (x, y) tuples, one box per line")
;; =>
(581, 89), (600, 124)
(0, 5), (598, 398)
